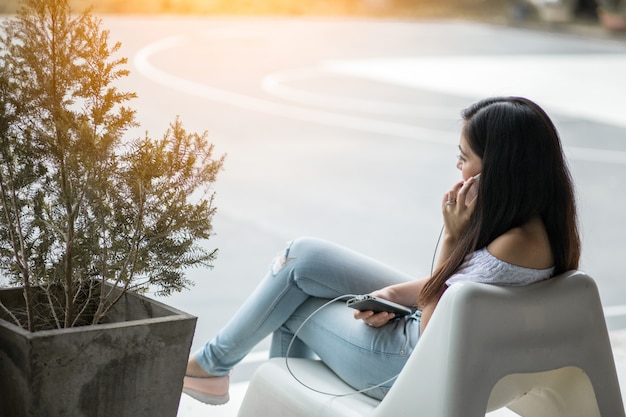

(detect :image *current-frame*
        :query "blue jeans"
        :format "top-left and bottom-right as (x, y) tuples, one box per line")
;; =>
(193, 236), (421, 400)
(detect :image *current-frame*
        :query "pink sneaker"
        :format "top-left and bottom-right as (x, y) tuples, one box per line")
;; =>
(183, 374), (230, 405)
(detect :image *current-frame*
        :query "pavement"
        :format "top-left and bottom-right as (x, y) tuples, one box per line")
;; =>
(611, 329), (626, 401)
(97, 6), (626, 417)
(171, 13), (626, 417)
(1, 6), (624, 416)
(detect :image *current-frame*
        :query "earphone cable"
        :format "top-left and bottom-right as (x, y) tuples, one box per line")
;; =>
(430, 224), (445, 276)
(285, 295), (400, 397)
(285, 225), (444, 397)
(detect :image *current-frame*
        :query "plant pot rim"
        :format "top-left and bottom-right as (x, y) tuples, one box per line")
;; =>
(0, 286), (195, 337)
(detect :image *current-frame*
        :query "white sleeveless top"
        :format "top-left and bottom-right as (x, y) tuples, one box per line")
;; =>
(446, 247), (555, 287)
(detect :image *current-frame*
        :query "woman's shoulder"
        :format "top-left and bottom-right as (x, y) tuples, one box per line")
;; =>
(487, 216), (554, 270)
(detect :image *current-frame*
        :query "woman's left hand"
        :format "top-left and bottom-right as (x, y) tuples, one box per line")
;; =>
(442, 176), (478, 241)
(353, 289), (397, 327)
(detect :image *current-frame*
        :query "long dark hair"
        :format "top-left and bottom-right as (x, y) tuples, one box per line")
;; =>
(420, 97), (581, 306)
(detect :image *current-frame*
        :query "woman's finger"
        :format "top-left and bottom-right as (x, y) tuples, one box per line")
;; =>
(353, 310), (374, 320)
(456, 176), (479, 208)
(364, 312), (394, 328)
(443, 182), (464, 208)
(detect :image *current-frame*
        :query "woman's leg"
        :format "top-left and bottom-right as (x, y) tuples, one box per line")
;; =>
(273, 297), (421, 400)
(193, 236), (414, 376)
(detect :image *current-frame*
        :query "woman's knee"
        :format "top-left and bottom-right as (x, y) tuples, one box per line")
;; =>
(270, 236), (325, 276)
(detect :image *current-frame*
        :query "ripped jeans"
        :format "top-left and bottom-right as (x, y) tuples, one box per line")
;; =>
(193, 236), (421, 399)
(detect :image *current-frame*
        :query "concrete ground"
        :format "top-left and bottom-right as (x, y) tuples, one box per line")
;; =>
(96, 9), (626, 417)
(133, 12), (626, 417)
(169, 12), (626, 416)
(2, 1), (625, 414)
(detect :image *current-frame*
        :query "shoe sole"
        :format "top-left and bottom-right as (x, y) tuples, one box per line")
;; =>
(183, 387), (230, 406)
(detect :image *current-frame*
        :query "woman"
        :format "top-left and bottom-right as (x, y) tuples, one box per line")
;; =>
(182, 96), (581, 405)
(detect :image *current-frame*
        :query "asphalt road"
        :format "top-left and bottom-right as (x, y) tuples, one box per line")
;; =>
(97, 16), (626, 355)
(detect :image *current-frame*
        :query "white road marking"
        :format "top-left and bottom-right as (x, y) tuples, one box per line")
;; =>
(134, 35), (626, 166)
(261, 68), (456, 118)
(605, 305), (626, 318)
(134, 36), (455, 145)
(322, 54), (626, 129)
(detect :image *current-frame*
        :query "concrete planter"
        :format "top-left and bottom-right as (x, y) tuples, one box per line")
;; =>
(0, 285), (197, 417)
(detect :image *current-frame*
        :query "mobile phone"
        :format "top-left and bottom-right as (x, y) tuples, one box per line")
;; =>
(466, 173), (481, 201)
(346, 295), (414, 317)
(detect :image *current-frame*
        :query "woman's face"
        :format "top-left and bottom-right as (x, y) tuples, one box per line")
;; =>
(456, 133), (483, 181)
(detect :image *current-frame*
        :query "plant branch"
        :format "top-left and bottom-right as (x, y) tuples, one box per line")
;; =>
(0, 160), (35, 332)
(0, 299), (23, 328)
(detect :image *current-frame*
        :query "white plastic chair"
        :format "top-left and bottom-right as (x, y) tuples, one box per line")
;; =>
(237, 270), (625, 417)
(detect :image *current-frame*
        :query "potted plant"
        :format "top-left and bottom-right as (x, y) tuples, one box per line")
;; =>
(0, 0), (225, 415)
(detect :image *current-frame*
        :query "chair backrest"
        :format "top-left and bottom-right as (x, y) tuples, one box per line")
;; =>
(373, 270), (625, 417)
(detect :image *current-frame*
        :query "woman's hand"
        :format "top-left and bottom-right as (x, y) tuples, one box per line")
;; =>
(353, 309), (395, 328)
(352, 288), (397, 328)
(442, 176), (479, 242)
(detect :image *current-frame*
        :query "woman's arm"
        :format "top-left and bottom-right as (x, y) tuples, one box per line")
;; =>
(376, 278), (438, 333)
(414, 176), (479, 333)
(354, 277), (437, 334)
(372, 178), (479, 307)
(371, 276), (429, 307)
(356, 177), (480, 328)
(418, 301), (436, 334)
(353, 277), (428, 327)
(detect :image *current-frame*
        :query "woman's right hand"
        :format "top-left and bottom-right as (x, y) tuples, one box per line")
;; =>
(442, 176), (478, 241)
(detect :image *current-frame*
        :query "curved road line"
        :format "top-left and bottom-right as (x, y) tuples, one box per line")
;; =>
(261, 68), (456, 118)
(134, 34), (626, 165)
(134, 36), (456, 145)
